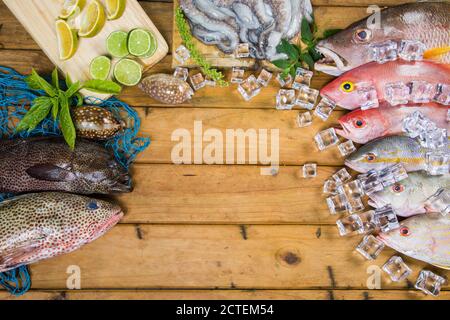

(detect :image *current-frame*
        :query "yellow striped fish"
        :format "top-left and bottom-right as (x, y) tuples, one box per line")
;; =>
(378, 214), (450, 270)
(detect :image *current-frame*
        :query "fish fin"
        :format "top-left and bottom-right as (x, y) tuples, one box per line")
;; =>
(0, 239), (44, 271)
(423, 46), (450, 59)
(26, 164), (76, 182)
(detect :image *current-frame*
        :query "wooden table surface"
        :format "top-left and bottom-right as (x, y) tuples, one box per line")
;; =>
(1, 0), (449, 300)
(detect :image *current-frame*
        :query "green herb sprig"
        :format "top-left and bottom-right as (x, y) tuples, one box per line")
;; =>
(18, 68), (122, 149)
(175, 7), (228, 87)
(272, 17), (341, 78)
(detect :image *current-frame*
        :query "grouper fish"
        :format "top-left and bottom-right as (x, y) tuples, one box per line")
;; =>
(0, 137), (131, 194)
(315, 2), (450, 76)
(0, 192), (123, 273)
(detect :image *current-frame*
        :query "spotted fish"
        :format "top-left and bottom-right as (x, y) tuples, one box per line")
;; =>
(0, 192), (123, 273)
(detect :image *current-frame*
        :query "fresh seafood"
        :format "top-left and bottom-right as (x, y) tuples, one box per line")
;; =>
(139, 74), (194, 104)
(179, 0), (313, 60)
(315, 2), (450, 75)
(72, 106), (123, 140)
(320, 60), (450, 110)
(344, 135), (433, 173)
(368, 172), (450, 217)
(0, 137), (131, 194)
(336, 103), (449, 144)
(378, 214), (450, 270)
(0, 192), (123, 273)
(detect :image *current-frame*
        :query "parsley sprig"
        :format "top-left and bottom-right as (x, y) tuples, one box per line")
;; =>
(18, 68), (121, 149)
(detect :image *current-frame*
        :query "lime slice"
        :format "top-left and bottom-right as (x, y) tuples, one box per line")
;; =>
(140, 31), (157, 58)
(59, 0), (86, 19)
(107, 30), (129, 58)
(56, 20), (78, 60)
(90, 56), (111, 80)
(113, 58), (142, 86)
(128, 28), (153, 57)
(105, 0), (126, 20)
(78, 0), (106, 38)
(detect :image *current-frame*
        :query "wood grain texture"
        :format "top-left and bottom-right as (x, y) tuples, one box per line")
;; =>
(17, 224), (450, 290)
(3, 0), (169, 99)
(2, 289), (449, 300)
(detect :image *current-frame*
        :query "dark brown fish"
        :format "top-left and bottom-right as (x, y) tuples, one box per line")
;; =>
(0, 137), (131, 194)
(72, 106), (123, 140)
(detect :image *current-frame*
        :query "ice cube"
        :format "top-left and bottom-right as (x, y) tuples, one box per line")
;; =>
(173, 67), (189, 81)
(314, 97), (336, 121)
(356, 234), (385, 260)
(338, 140), (356, 157)
(410, 81), (436, 103)
(189, 73), (206, 91)
(174, 45), (190, 64)
(234, 43), (250, 58)
(292, 67), (313, 90)
(302, 163), (317, 178)
(369, 40), (398, 64)
(384, 81), (410, 106)
(347, 196), (365, 214)
(425, 188), (449, 216)
(356, 83), (379, 110)
(323, 179), (339, 195)
(314, 128), (339, 150)
(276, 73), (293, 88)
(398, 40), (426, 61)
(326, 193), (349, 215)
(358, 210), (377, 233)
(382, 256), (412, 282)
(336, 214), (364, 236)
(296, 111), (313, 128)
(402, 111), (427, 138)
(415, 270), (446, 296)
(230, 67), (245, 84)
(378, 163), (408, 187)
(426, 151), (449, 175)
(257, 69), (273, 87)
(373, 205), (400, 232)
(434, 83), (450, 105)
(204, 76), (216, 87)
(237, 75), (261, 101)
(419, 127), (447, 149)
(276, 89), (296, 110)
(332, 168), (352, 184)
(295, 86), (319, 110)
(337, 179), (364, 199)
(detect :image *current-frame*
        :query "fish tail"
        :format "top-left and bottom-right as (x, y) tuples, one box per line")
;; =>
(423, 46), (450, 59)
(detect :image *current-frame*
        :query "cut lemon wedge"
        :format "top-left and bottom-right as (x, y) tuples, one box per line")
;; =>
(105, 0), (126, 20)
(59, 0), (86, 19)
(56, 20), (78, 60)
(78, 0), (106, 38)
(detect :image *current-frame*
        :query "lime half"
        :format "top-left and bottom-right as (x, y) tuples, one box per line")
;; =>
(140, 32), (157, 58)
(90, 56), (111, 80)
(128, 29), (154, 57)
(113, 58), (142, 86)
(78, 0), (106, 38)
(107, 30), (129, 58)
(55, 20), (78, 60)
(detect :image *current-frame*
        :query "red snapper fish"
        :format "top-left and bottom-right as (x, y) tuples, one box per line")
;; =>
(337, 103), (449, 144)
(320, 60), (450, 110)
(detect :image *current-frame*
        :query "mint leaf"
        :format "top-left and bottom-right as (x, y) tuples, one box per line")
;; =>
(74, 93), (83, 106)
(83, 79), (122, 95)
(25, 69), (57, 97)
(300, 53), (315, 70)
(65, 73), (73, 88)
(275, 39), (299, 61)
(16, 96), (52, 132)
(52, 68), (59, 90)
(58, 92), (76, 150)
(271, 59), (292, 70)
(322, 28), (342, 39)
(51, 96), (59, 120)
(301, 18), (313, 44)
(308, 47), (322, 62)
(65, 81), (82, 98)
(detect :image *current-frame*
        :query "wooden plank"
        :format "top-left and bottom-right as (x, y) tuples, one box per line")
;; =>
(3, 0), (168, 99)
(118, 164), (340, 224)
(2, 289), (449, 300)
(20, 224), (450, 290)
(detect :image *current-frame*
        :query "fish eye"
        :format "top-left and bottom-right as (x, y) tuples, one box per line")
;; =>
(366, 153), (376, 162)
(353, 118), (366, 128)
(87, 201), (99, 211)
(340, 81), (354, 93)
(353, 28), (372, 43)
(399, 227), (410, 237)
(392, 183), (404, 193)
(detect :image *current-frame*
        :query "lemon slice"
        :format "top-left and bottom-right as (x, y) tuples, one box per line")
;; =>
(56, 20), (78, 60)
(78, 0), (106, 38)
(59, 0), (86, 19)
(105, 0), (127, 20)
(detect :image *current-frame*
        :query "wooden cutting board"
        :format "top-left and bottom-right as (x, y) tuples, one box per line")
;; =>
(3, 0), (168, 100)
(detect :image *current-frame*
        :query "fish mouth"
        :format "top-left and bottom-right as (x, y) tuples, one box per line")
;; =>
(335, 123), (350, 140)
(314, 46), (351, 76)
(110, 173), (133, 193)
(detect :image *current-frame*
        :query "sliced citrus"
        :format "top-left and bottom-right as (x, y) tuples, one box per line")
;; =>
(140, 31), (157, 58)
(59, 0), (86, 19)
(78, 0), (106, 38)
(107, 30), (129, 58)
(127, 28), (153, 57)
(105, 0), (127, 20)
(56, 20), (78, 60)
(113, 58), (142, 86)
(90, 56), (111, 80)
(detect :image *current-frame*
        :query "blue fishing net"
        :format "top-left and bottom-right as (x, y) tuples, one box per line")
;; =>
(0, 66), (150, 296)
